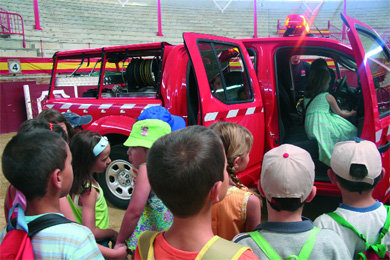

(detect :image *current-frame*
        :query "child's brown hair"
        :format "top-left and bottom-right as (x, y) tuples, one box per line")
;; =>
(210, 121), (253, 189)
(305, 59), (331, 98)
(69, 130), (102, 195)
(147, 126), (225, 217)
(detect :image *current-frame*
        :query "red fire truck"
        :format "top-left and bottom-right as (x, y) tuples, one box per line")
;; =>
(44, 14), (390, 209)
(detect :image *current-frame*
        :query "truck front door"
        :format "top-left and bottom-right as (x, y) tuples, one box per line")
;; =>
(342, 14), (390, 201)
(183, 33), (265, 186)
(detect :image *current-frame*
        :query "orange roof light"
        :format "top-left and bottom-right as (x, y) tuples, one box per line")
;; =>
(284, 14), (310, 36)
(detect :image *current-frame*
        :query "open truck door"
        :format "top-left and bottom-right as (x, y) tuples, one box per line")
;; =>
(183, 32), (265, 186)
(342, 13), (390, 201)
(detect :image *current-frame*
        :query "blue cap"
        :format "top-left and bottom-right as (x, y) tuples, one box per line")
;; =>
(138, 106), (186, 131)
(62, 112), (92, 128)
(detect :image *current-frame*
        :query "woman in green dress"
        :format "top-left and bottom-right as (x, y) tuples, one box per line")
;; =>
(304, 59), (357, 166)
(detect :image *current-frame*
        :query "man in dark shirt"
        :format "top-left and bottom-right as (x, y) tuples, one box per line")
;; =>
(291, 55), (310, 98)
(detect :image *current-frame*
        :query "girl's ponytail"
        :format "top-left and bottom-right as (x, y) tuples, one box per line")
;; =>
(210, 121), (253, 190)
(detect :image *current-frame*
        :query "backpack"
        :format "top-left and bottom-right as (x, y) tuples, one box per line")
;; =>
(248, 227), (321, 260)
(327, 205), (390, 260)
(0, 203), (72, 260)
(137, 231), (251, 260)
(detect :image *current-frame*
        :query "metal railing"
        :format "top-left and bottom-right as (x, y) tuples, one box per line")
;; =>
(0, 8), (26, 48)
(329, 24), (349, 44)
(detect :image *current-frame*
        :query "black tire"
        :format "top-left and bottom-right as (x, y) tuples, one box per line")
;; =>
(96, 144), (136, 209)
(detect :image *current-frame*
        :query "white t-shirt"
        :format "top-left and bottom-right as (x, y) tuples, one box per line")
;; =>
(314, 201), (390, 258)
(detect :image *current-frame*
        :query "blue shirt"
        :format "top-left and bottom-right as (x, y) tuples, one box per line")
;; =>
(0, 213), (103, 259)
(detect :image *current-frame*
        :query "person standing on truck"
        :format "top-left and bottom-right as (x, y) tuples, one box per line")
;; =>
(304, 63), (357, 166)
(210, 122), (261, 240)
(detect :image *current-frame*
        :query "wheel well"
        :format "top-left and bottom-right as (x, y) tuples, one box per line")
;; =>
(105, 133), (127, 146)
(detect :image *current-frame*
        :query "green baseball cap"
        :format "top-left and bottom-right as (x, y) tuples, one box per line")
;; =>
(123, 119), (171, 148)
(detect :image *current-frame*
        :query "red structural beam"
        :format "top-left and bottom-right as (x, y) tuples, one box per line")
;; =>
(33, 0), (42, 30)
(157, 0), (163, 36)
(253, 0), (258, 38)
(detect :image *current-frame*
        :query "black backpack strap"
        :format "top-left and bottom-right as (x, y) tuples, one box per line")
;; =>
(28, 214), (73, 237)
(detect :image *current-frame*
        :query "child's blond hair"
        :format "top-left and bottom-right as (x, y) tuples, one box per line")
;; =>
(210, 122), (253, 189)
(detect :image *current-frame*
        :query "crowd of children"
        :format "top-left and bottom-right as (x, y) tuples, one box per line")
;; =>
(1, 107), (389, 259)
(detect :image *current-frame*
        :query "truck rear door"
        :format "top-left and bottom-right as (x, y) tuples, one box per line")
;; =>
(342, 13), (390, 200)
(183, 33), (265, 186)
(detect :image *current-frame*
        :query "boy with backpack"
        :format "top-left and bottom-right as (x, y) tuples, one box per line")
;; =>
(0, 130), (103, 259)
(314, 138), (389, 258)
(233, 144), (350, 259)
(134, 125), (258, 259)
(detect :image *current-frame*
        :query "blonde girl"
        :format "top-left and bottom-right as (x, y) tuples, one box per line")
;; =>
(210, 121), (261, 240)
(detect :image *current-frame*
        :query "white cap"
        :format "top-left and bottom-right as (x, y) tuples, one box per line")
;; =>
(331, 139), (382, 185)
(261, 144), (315, 203)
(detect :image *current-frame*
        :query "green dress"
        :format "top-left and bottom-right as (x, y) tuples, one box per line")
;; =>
(304, 92), (357, 166)
(126, 190), (173, 250)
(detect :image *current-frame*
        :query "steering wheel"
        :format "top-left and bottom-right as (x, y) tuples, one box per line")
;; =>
(333, 75), (361, 112)
(334, 75), (348, 95)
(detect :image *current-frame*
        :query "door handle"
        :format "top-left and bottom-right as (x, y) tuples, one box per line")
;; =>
(378, 140), (390, 153)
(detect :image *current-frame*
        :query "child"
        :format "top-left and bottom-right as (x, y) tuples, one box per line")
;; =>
(314, 138), (389, 258)
(62, 111), (92, 133)
(233, 144), (351, 259)
(133, 125), (257, 259)
(38, 108), (74, 140)
(4, 119), (67, 222)
(115, 119), (174, 251)
(137, 106), (186, 131)
(0, 130), (103, 259)
(304, 60), (357, 166)
(66, 131), (118, 246)
(210, 121), (261, 240)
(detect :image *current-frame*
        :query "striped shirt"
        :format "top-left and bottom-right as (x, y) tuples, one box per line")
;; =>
(0, 213), (103, 260)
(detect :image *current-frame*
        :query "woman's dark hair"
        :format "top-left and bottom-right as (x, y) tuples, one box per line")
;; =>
(69, 130), (101, 195)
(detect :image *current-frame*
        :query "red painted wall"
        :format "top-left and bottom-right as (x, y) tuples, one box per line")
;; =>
(0, 81), (49, 133)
